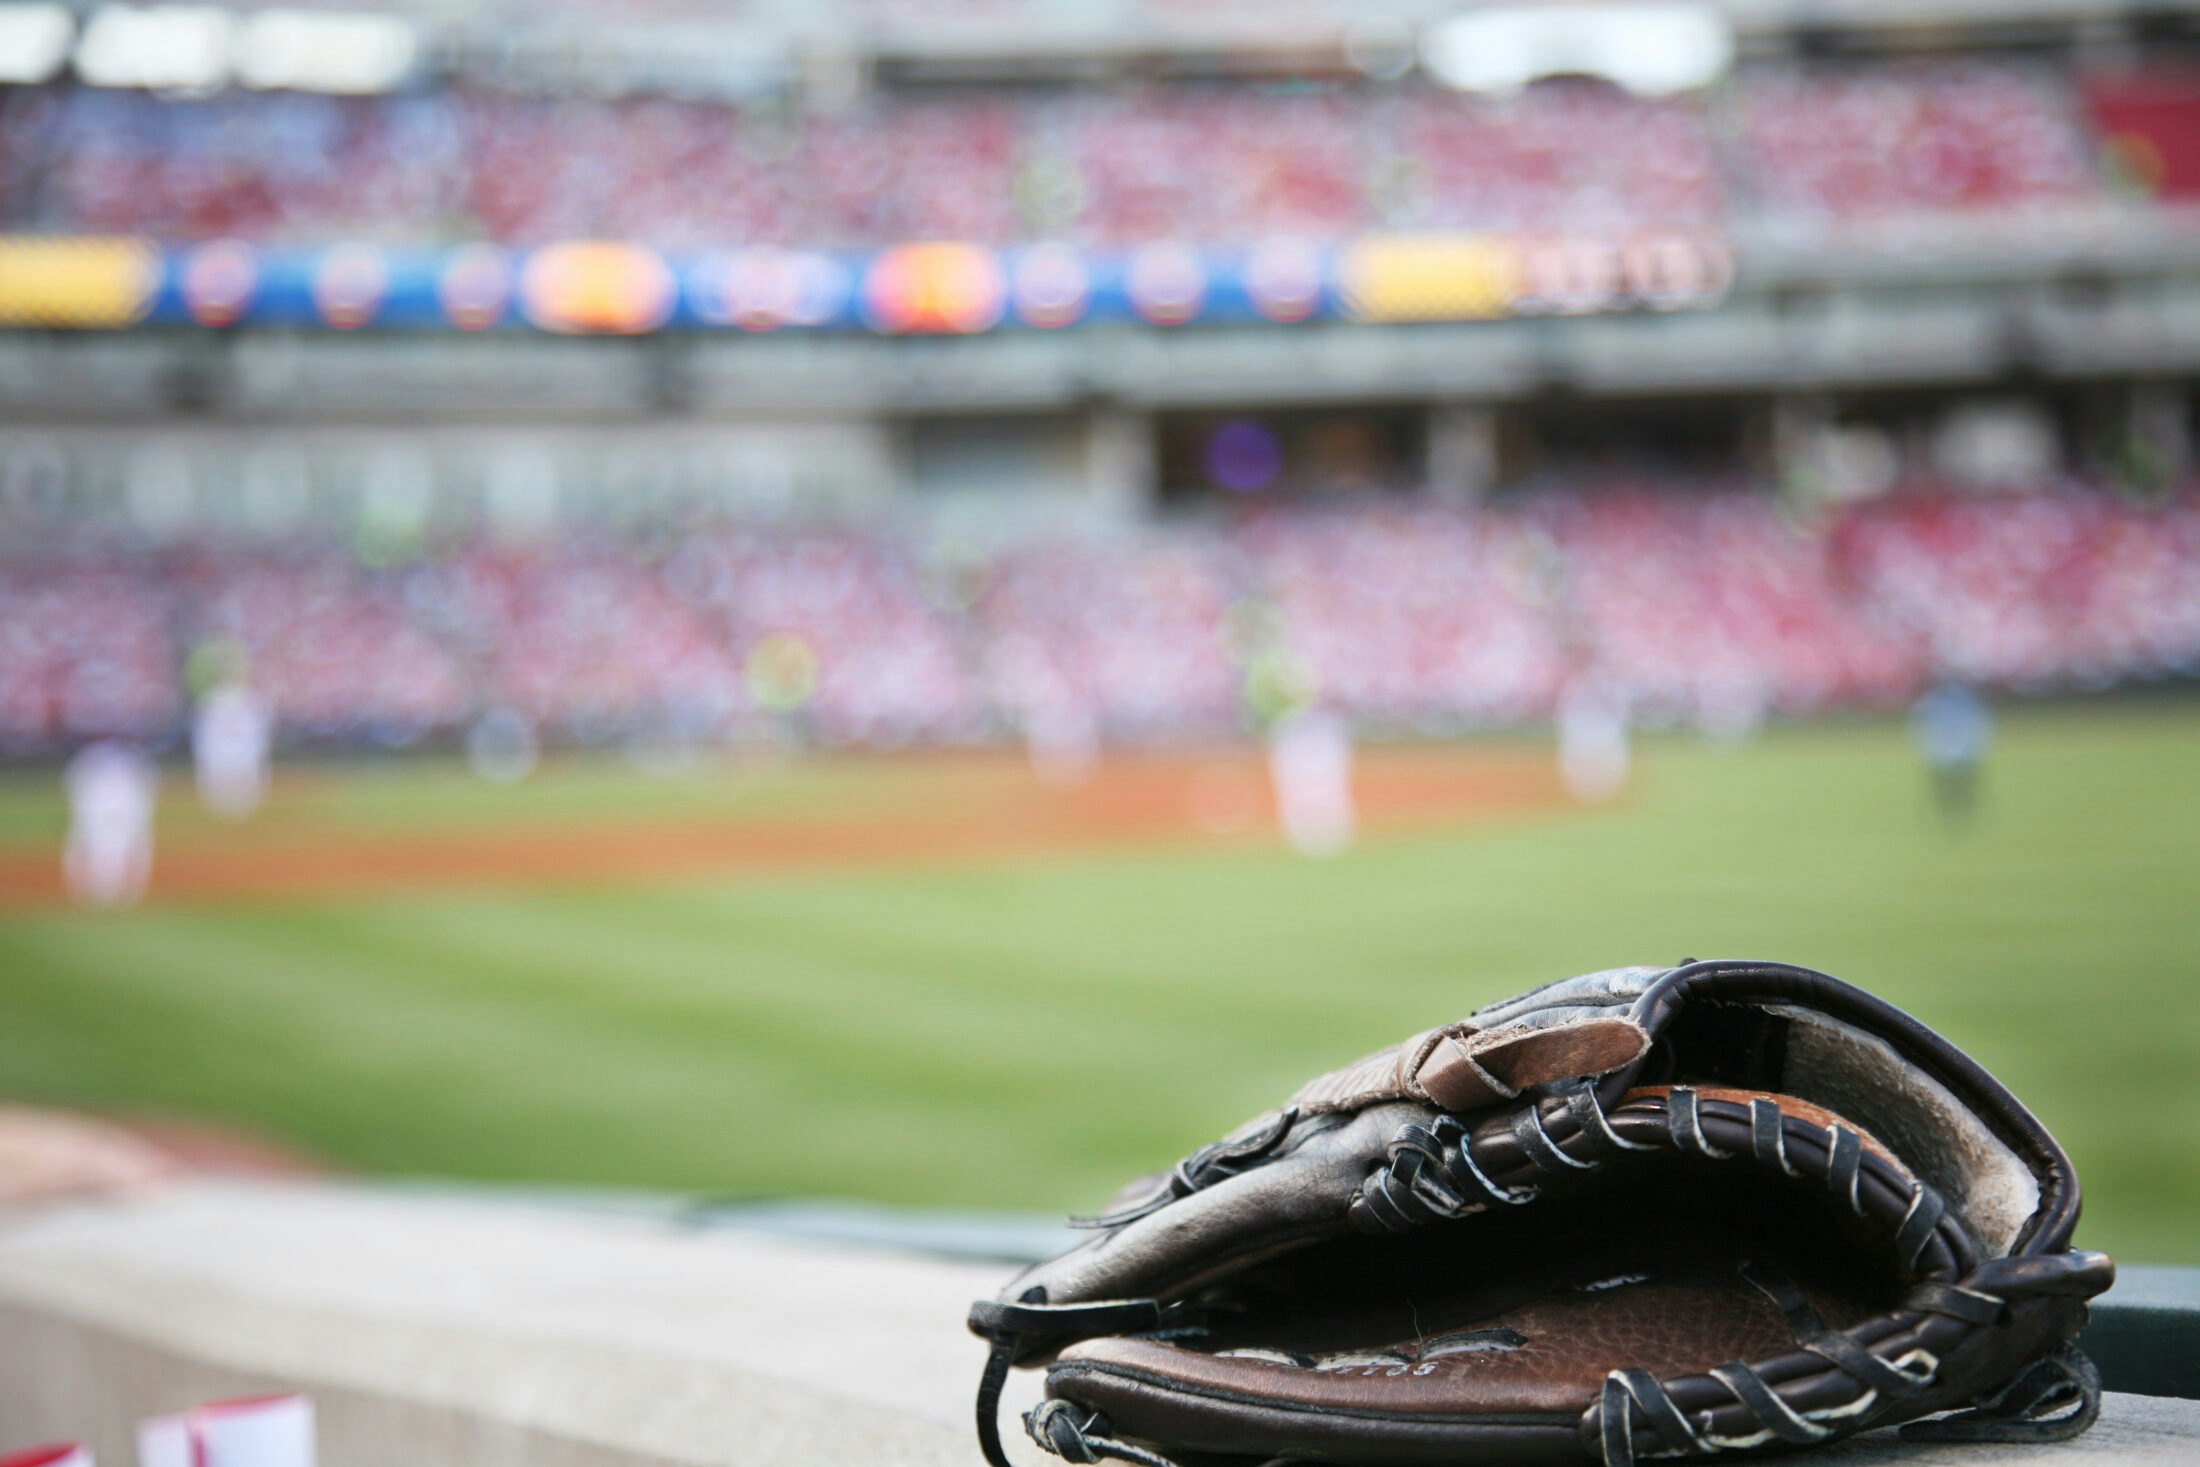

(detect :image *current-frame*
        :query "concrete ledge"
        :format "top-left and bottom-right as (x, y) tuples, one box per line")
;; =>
(0, 1181), (2189, 1466)
(0, 1181), (1025, 1466)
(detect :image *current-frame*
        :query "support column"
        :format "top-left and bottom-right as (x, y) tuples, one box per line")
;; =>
(2129, 383), (2191, 495)
(1085, 405), (1155, 521)
(1426, 402), (1494, 503)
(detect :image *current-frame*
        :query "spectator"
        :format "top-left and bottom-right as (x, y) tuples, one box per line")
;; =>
(2, 480), (2194, 755)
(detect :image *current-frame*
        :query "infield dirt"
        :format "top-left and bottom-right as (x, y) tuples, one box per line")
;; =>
(0, 745), (1570, 908)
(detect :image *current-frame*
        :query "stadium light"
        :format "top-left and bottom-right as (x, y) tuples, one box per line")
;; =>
(0, 4), (74, 84)
(75, 5), (234, 90)
(1421, 4), (1732, 97)
(235, 9), (419, 95)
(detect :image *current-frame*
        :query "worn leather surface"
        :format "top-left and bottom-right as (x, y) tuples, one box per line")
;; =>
(979, 960), (2112, 1467)
(1004, 970), (1680, 1311)
(1054, 1096), (1904, 1420)
(1063, 1272), (1812, 1416)
(996, 1102), (1403, 1308)
(1294, 1013), (1650, 1116)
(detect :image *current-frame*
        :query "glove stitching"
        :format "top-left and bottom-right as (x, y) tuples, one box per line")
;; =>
(1513, 1102), (1597, 1174)
(1749, 1096), (1798, 1176)
(1665, 1086), (1733, 1159)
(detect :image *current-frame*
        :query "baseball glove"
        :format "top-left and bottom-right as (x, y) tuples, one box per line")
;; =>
(969, 959), (2113, 1467)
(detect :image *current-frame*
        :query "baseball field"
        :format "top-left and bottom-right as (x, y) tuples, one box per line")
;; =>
(0, 703), (2192, 1261)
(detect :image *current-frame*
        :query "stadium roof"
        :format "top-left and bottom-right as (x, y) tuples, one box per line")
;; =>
(17, 0), (2193, 98)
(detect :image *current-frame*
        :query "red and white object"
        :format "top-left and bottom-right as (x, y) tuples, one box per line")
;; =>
(138, 1395), (312, 1467)
(0, 1446), (94, 1467)
(135, 1412), (190, 1467)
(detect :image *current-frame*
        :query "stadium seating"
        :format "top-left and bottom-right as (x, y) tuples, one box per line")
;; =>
(0, 562), (177, 748)
(0, 62), (2114, 248)
(4, 483), (2194, 750)
(1730, 62), (2099, 218)
(980, 531), (1243, 737)
(179, 553), (471, 740)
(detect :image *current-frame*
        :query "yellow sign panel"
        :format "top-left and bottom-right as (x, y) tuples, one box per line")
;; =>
(519, 242), (676, 335)
(0, 236), (159, 329)
(1336, 234), (1523, 323)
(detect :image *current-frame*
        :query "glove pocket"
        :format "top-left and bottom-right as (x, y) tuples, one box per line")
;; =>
(1036, 1086), (2101, 1465)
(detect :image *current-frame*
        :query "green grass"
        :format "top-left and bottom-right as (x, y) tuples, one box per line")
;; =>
(0, 705), (2194, 1261)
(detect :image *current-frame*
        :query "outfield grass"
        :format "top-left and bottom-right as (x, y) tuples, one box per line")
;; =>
(0, 705), (2194, 1261)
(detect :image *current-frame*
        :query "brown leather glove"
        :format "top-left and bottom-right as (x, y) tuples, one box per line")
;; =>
(969, 959), (2112, 1466)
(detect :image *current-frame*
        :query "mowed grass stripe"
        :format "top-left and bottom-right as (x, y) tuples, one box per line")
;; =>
(349, 885), (1328, 1194)
(0, 889), (1249, 1198)
(0, 914), (830, 1191)
(0, 907), (806, 1119)
(321, 886), (1223, 1081)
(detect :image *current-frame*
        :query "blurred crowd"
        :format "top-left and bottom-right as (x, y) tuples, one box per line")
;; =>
(5, 482), (2196, 754)
(0, 60), (2151, 248)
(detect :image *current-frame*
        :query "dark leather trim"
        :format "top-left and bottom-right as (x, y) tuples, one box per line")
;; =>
(1049, 1360), (1586, 1466)
(1628, 960), (2081, 1254)
(1052, 1361), (1578, 1425)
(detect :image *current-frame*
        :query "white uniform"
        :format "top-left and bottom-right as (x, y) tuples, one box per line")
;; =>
(1268, 708), (1357, 858)
(193, 684), (273, 819)
(63, 742), (159, 907)
(1022, 684), (1100, 790)
(1558, 680), (1631, 804)
(465, 707), (540, 785)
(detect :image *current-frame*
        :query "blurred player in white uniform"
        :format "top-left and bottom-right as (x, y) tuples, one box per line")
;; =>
(1267, 705), (1356, 858)
(987, 635), (1099, 789)
(1558, 676), (1631, 804)
(63, 742), (160, 907)
(1021, 675), (1100, 790)
(192, 682), (272, 819)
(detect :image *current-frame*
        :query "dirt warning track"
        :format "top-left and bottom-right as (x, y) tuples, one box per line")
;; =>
(0, 746), (1572, 909)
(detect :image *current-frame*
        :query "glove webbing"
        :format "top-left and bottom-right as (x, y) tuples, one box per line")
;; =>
(1363, 1086), (1923, 1239)
(1901, 1343), (2103, 1446)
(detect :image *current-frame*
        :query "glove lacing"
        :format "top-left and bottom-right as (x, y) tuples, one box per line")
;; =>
(1593, 1263), (2104, 1466)
(971, 1292), (1194, 1467)
(1024, 1400), (1183, 1467)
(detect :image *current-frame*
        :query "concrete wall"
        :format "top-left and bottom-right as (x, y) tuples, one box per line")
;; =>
(0, 1183), (1020, 1466)
(0, 1181), (2191, 1467)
